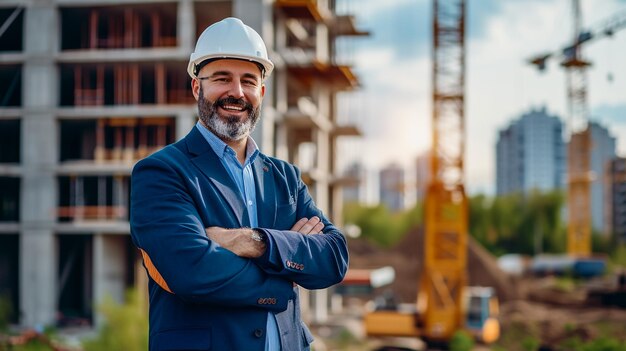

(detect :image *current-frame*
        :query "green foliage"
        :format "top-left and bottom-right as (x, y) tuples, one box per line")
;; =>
(610, 244), (626, 267)
(82, 289), (148, 351)
(553, 276), (578, 292)
(0, 328), (66, 351)
(592, 231), (613, 254)
(343, 202), (422, 248)
(558, 336), (626, 351)
(449, 330), (474, 351)
(469, 191), (566, 256)
(0, 294), (12, 332)
(11, 339), (55, 351)
(582, 337), (626, 351)
(493, 321), (541, 351)
(521, 336), (540, 351)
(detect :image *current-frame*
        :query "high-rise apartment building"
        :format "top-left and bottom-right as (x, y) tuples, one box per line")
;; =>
(0, 0), (366, 328)
(379, 163), (405, 212)
(606, 157), (626, 243)
(415, 150), (430, 203)
(588, 121), (616, 233)
(341, 161), (365, 204)
(496, 107), (566, 195)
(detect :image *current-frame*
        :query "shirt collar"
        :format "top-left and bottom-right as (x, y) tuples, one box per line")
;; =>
(195, 121), (259, 164)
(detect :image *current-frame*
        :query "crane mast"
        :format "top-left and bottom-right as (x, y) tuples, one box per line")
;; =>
(420, 0), (468, 341)
(364, 1), (501, 345)
(565, 0), (592, 256)
(529, 2), (626, 256)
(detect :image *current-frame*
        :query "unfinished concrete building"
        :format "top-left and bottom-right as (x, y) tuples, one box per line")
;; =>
(0, 0), (366, 328)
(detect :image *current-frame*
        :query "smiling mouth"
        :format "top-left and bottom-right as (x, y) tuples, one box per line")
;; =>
(220, 104), (246, 112)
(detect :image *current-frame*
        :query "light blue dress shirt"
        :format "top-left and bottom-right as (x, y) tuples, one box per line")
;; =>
(196, 122), (281, 351)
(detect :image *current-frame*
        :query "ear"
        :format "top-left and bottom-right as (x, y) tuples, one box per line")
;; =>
(192, 78), (200, 101)
(260, 84), (266, 98)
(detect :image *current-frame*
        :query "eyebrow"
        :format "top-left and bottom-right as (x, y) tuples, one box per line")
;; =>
(210, 71), (260, 82)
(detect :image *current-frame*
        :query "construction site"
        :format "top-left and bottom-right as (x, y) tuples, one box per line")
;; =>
(0, 0), (626, 350)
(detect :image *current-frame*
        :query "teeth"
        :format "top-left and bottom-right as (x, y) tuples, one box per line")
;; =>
(223, 104), (244, 111)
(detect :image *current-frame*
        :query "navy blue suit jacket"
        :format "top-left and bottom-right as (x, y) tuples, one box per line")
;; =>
(130, 127), (349, 351)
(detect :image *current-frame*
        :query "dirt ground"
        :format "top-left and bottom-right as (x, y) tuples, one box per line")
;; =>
(343, 229), (626, 350)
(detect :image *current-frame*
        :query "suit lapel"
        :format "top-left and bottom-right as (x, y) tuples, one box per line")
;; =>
(253, 155), (277, 228)
(185, 127), (246, 227)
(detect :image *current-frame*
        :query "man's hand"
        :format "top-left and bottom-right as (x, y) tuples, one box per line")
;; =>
(205, 227), (266, 258)
(291, 216), (324, 235)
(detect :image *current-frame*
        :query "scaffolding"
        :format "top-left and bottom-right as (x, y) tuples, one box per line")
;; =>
(61, 4), (177, 50)
(58, 175), (129, 222)
(60, 117), (176, 163)
(64, 63), (194, 106)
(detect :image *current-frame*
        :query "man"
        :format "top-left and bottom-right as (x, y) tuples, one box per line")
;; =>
(130, 17), (348, 351)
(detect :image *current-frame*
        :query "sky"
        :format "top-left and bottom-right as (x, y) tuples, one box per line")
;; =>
(335, 0), (626, 196)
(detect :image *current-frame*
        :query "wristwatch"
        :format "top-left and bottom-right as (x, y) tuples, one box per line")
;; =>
(251, 229), (266, 242)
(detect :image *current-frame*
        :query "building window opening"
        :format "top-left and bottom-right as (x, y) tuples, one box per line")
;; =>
(0, 234), (19, 324)
(59, 118), (175, 163)
(57, 234), (93, 327)
(0, 65), (21, 107)
(0, 177), (19, 222)
(0, 120), (20, 163)
(60, 120), (97, 162)
(60, 4), (177, 50)
(58, 176), (130, 222)
(60, 63), (194, 106)
(0, 8), (23, 52)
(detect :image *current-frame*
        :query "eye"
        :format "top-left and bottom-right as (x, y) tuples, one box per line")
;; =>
(243, 79), (258, 86)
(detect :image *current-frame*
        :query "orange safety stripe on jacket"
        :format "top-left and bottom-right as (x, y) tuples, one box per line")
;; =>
(140, 249), (173, 294)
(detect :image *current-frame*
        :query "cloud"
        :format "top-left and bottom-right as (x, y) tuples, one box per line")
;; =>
(340, 0), (419, 20)
(338, 0), (626, 195)
(350, 0), (429, 61)
(593, 103), (626, 125)
(338, 53), (431, 170)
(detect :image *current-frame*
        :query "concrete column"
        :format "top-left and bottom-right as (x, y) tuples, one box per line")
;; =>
(331, 292), (343, 314)
(312, 290), (328, 323)
(314, 128), (329, 213)
(177, 0), (195, 53)
(20, 3), (59, 328)
(93, 234), (127, 327)
(331, 183), (344, 226)
(275, 124), (288, 161)
(20, 232), (56, 327)
(176, 110), (196, 140)
(299, 287), (310, 322)
(316, 23), (329, 63)
(233, 0), (269, 46)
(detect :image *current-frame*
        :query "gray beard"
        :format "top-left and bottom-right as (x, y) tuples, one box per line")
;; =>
(197, 87), (260, 142)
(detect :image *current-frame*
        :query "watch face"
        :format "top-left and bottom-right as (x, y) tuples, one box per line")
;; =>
(251, 231), (263, 242)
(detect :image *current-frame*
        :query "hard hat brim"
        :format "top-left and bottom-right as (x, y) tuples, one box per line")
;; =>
(188, 53), (274, 79)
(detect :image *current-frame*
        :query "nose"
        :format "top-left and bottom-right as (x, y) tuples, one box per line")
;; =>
(227, 80), (245, 99)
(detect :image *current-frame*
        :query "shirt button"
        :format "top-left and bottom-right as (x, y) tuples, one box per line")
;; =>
(254, 329), (264, 338)
(248, 200), (253, 206)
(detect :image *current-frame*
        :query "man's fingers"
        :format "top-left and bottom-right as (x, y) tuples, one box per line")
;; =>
(291, 218), (308, 232)
(291, 217), (325, 234)
(311, 222), (324, 234)
(299, 216), (321, 234)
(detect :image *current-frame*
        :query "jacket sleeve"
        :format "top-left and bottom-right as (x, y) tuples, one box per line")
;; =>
(253, 166), (349, 290)
(130, 156), (293, 312)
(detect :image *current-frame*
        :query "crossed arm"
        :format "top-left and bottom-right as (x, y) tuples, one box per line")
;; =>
(205, 216), (324, 258)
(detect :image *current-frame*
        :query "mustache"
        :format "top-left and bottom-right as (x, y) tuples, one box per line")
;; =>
(214, 97), (253, 112)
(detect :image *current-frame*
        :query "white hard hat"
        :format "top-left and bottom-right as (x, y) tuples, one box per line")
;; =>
(188, 17), (274, 79)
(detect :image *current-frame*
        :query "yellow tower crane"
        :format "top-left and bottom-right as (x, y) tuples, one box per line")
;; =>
(528, 2), (626, 256)
(364, 0), (499, 347)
